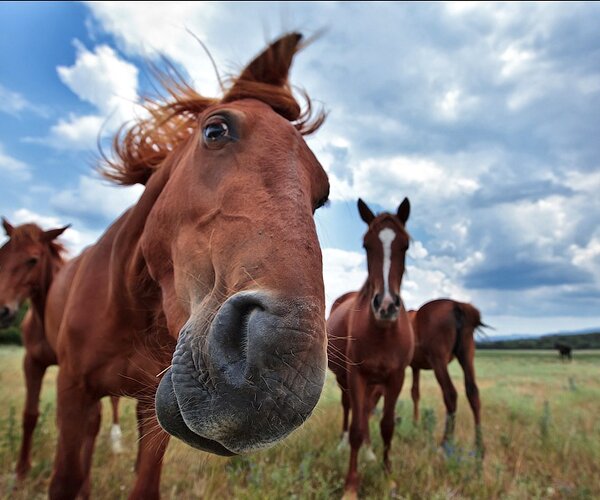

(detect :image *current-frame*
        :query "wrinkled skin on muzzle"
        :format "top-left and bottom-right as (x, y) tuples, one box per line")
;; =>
(157, 291), (326, 455)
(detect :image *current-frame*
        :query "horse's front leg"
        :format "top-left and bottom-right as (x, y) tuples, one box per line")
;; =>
(380, 370), (405, 472)
(49, 369), (99, 500)
(15, 355), (47, 480)
(129, 399), (170, 500)
(344, 369), (368, 500)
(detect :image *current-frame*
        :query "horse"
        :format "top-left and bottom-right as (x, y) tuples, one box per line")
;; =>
(327, 198), (414, 498)
(0, 220), (123, 481)
(408, 299), (486, 457)
(44, 32), (330, 499)
(554, 342), (572, 361)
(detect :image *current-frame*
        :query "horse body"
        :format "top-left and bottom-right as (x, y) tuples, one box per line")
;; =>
(409, 299), (485, 456)
(327, 199), (414, 498)
(0, 221), (123, 482)
(46, 33), (330, 499)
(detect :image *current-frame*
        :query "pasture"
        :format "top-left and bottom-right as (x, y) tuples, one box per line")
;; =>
(0, 347), (598, 499)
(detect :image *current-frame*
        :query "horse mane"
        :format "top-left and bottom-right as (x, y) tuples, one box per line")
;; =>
(102, 34), (325, 186)
(10, 225), (67, 262)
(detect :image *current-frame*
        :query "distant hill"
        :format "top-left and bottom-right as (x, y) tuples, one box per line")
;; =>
(476, 331), (600, 350)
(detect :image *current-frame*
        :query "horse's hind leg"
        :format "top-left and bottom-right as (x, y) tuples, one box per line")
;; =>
(110, 396), (123, 454)
(78, 400), (102, 499)
(129, 399), (170, 500)
(15, 355), (47, 480)
(456, 343), (484, 458)
(431, 360), (458, 453)
(411, 367), (420, 423)
(49, 370), (98, 500)
(380, 371), (405, 472)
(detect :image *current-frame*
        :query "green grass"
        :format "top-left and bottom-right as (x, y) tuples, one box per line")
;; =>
(1, 347), (599, 499)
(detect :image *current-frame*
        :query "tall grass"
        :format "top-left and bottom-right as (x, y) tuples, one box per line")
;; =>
(0, 347), (599, 498)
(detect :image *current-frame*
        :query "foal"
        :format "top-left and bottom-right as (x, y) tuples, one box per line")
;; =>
(409, 299), (485, 457)
(328, 198), (414, 498)
(0, 220), (123, 480)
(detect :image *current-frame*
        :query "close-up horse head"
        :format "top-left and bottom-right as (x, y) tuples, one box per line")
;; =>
(103, 33), (330, 455)
(357, 198), (410, 323)
(0, 219), (68, 328)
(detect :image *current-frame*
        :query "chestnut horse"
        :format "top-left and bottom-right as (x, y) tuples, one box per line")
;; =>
(0, 220), (123, 480)
(327, 198), (414, 498)
(408, 299), (486, 457)
(45, 33), (330, 499)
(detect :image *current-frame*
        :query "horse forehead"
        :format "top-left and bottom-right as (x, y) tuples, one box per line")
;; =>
(378, 228), (396, 246)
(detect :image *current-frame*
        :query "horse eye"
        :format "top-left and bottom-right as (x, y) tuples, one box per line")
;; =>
(202, 117), (230, 148)
(26, 257), (39, 267)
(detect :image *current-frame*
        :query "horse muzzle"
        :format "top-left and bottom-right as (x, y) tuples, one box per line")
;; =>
(156, 290), (326, 454)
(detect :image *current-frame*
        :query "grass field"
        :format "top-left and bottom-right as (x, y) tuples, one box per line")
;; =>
(1, 347), (599, 499)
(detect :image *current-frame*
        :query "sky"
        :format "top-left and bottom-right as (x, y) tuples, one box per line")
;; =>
(1, 2), (599, 337)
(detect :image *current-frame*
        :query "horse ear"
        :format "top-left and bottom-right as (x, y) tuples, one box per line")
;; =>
(397, 197), (410, 225)
(225, 32), (303, 94)
(357, 199), (375, 225)
(2, 217), (14, 236)
(43, 225), (71, 242)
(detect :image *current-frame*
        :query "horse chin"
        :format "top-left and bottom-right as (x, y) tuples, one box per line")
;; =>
(156, 370), (237, 456)
(156, 291), (326, 455)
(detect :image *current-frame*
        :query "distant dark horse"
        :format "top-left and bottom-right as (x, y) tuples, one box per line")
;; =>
(554, 342), (572, 361)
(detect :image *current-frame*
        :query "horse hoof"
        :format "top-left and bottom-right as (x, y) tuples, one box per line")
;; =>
(363, 447), (377, 462)
(341, 488), (358, 500)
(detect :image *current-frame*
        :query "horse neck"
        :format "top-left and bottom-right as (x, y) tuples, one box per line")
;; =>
(107, 161), (172, 309)
(30, 249), (65, 321)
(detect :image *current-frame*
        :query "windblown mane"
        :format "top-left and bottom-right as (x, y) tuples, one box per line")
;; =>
(102, 33), (325, 186)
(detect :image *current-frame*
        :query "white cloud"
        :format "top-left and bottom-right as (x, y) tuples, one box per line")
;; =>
(322, 248), (366, 314)
(0, 144), (30, 180)
(51, 175), (144, 221)
(34, 41), (140, 151)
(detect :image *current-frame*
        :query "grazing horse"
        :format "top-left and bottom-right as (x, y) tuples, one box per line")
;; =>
(45, 33), (330, 499)
(408, 299), (486, 457)
(554, 342), (572, 361)
(0, 220), (123, 480)
(328, 198), (414, 498)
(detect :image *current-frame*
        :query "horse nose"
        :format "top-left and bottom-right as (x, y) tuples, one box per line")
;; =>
(207, 291), (324, 387)
(378, 294), (399, 318)
(0, 306), (15, 327)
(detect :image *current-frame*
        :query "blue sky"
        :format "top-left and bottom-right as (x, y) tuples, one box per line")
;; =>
(1, 2), (600, 337)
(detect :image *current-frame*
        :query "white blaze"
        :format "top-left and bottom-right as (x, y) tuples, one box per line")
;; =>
(379, 228), (396, 302)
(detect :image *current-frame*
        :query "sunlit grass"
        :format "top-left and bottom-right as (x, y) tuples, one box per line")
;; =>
(1, 346), (599, 498)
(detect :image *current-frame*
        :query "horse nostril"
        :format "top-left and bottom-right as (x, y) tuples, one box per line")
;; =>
(0, 307), (10, 319)
(394, 294), (400, 308)
(372, 294), (382, 310)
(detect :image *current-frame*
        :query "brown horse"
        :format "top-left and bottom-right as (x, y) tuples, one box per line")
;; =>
(408, 299), (485, 457)
(45, 32), (330, 499)
(0, 220), (123, 480)
(327, 198), (414, 498)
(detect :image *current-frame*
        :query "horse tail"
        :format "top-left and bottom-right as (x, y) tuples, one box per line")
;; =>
(453, 302), (487, 354)
(452, 302), (465, 357)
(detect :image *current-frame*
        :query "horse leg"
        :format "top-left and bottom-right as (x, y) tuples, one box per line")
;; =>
(380, 371), (405, 473)
(344, 371), (368, 499)
(338, 390), (351, 450)
(456, 345), (484, 458)
(431, 360), (458, 454)
(15, 355), (47, 480)
(49, 371), (99, 500)
(78, 400), (102, 499)
(129, 400), (170, 500)
(362, 388), (376, 462)
(110, 396), (123, 454)
(411, 367), (420, 424)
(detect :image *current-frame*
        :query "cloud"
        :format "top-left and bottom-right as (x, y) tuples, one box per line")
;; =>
(0, 83), (48, 117)
(51, 175), (144, 227)
(0, 143), (31, 180)
(32, 41), (140, 151)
